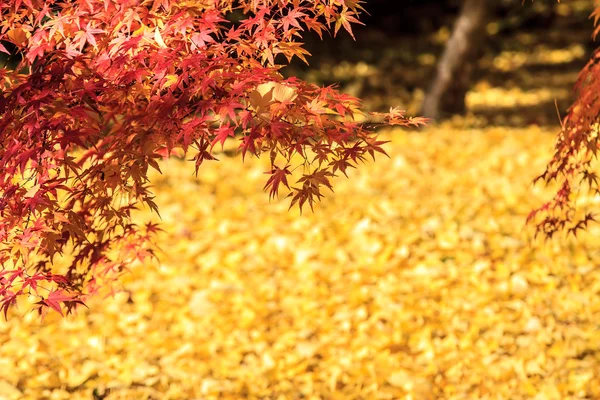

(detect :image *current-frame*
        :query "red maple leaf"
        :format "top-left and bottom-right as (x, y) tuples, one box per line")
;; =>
(211, 125), (235, 150)
(264, 165), (292, 199)
(37, 289), (75, 317)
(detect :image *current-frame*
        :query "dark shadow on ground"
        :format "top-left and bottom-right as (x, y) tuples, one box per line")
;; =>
(282, 0), (595, 128)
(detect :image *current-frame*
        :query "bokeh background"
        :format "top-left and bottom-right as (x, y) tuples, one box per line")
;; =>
(2, 1), (600, 399)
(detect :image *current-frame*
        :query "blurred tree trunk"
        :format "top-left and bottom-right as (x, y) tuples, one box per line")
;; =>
(421, 0), (493, 120)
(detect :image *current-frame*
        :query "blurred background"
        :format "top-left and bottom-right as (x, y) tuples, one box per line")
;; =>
(3, 1), (600, 399)
(285, 0), (594, 126)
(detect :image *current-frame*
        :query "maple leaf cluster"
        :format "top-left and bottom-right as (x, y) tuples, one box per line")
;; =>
(0, 0), (424, 318)
(529, 1), (600, 238)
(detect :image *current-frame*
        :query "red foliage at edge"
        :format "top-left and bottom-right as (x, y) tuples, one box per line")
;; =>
(530, 1), (600, 239)
(0, 0), (426, 318)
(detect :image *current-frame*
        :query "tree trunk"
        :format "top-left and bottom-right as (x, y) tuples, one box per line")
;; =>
(421, 0), (492, 120)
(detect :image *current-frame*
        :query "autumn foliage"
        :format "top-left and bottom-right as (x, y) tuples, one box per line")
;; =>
(0, 0), (428, 318)
(2, 0), (599, 320)
(529, 1), (600, 238)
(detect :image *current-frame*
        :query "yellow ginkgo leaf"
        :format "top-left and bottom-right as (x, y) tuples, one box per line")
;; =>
(154, 27), (167, 48)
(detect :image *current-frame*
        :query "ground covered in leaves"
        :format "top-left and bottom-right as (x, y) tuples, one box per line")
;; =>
(2, 123), (600, 399)
(3, 2), (600, 398)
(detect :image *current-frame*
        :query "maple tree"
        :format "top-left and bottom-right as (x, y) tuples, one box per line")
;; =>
(0, 0), (427, 318)
(529, 1), (600, 238)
